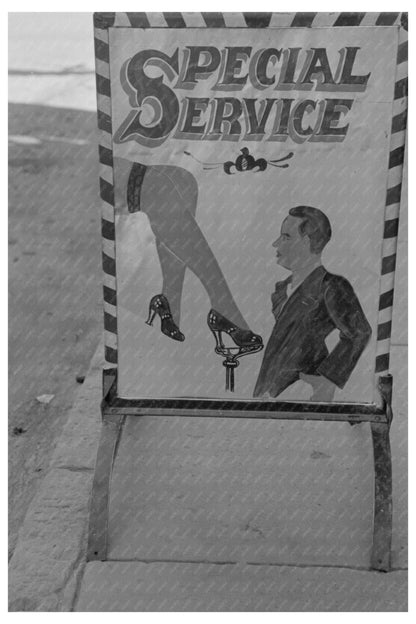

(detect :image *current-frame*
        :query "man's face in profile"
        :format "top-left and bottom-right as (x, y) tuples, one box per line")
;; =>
(272, 215), (311, 270)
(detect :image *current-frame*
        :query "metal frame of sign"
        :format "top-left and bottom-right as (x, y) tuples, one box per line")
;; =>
(88, 12), (408, 571)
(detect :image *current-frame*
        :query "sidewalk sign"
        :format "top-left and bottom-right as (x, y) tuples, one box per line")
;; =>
(88, 12), (408, 570)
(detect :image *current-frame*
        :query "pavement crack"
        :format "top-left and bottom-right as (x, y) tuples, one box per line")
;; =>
(55, 466), (93, 473)
(104, 558), (408, 572)
(246, 562), (408, 573)
(107, 558), (238, 566)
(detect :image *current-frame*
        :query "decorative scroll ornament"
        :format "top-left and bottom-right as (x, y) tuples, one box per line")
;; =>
(185, 147), (294, 174)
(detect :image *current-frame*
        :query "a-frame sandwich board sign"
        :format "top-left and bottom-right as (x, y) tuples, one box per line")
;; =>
(88, 11), (408, 570)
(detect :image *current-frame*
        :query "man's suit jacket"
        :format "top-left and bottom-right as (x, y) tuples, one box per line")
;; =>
(253, 266), (372, 398)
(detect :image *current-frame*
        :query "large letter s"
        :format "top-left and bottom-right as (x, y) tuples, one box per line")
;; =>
(115, 49), (180, 147)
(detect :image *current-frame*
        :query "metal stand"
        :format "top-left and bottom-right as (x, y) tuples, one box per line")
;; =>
(371, 374), (393, 572)
(87, 370), (394, 569)
(87, 371), (124, 561)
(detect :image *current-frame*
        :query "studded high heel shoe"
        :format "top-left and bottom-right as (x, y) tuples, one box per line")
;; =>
(207, 309), (262, 351)
(146, 294), (185, 342)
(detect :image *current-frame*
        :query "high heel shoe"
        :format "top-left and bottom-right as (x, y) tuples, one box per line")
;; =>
(146, 294), (185, 342)
(207, 309), (263, 351)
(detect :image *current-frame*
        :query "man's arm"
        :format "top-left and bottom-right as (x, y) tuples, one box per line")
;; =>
(316, 275), (372, 388)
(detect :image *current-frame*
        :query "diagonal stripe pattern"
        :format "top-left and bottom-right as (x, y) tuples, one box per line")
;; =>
(94, 23), (118, 366)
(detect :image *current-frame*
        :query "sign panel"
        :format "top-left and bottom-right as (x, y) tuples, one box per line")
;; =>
(96, 13), (407, 406)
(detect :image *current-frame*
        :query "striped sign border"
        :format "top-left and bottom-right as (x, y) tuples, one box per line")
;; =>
(375, 15), (408, 378)
(94, 24), (117, 367)
(94, 12), (408, 399)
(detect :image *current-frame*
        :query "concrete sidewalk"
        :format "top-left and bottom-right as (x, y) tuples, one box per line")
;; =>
(8, 345), (103, 611)
(73, 351), (408, 612)
(8, 343), (407, 611)
(76, 561), (406, 611)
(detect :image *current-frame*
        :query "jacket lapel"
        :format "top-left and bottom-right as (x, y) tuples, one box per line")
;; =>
(271, 276), (291, 317)
(275, 266), (326, 323)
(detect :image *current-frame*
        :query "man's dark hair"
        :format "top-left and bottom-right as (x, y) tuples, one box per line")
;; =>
(289, 205), (332, 254)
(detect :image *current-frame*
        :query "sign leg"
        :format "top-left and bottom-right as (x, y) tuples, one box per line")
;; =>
(370, 421), (393, 571)
(87, 414), (125, 561)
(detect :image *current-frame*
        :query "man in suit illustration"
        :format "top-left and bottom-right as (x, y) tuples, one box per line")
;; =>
(253, 205), (372, 401)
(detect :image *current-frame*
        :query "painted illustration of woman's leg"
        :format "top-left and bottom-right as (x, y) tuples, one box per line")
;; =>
(139, 164), (250, 331)
(154, 238), (186, 326)
(155, 208), (250, 330)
